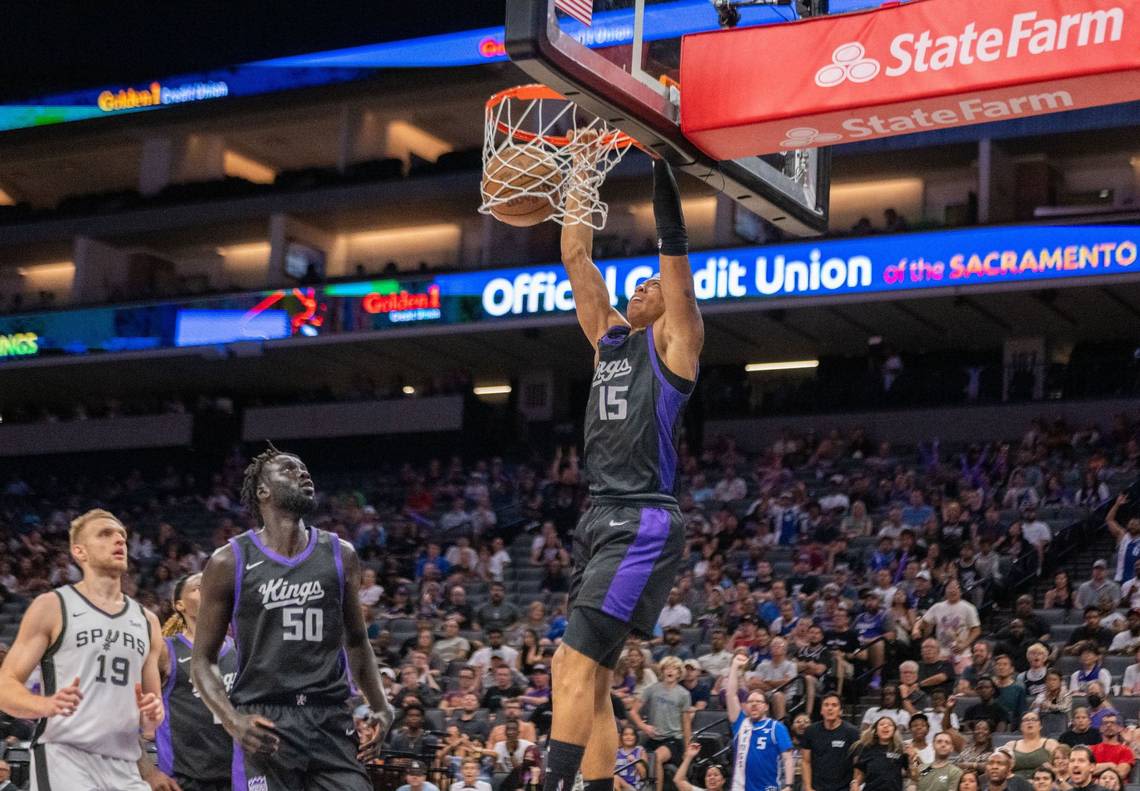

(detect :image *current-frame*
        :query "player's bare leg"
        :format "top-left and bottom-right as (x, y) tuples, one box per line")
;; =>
(545, 643), (597, 790)
(581, 664), (619, 781)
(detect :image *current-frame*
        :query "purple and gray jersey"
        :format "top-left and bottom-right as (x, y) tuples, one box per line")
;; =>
(228, 527), (349, 706)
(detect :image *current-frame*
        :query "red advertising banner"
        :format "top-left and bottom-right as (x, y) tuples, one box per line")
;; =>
(680, 0), (1140, 158)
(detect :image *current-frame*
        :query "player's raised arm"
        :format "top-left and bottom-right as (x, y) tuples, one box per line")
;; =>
(0, 593), (81, 719)
(653, 160), (703, 381)
(340, 540), (395, 760)
(562, 164), (628, 347)
(725, 652), (747, 724)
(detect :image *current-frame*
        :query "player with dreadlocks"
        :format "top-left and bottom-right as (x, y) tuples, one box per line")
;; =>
(193, 444), (394, 791)
(145, 573), (237, 790)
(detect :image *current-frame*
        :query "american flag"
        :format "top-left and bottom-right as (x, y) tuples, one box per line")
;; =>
(556, 0), (593, 26)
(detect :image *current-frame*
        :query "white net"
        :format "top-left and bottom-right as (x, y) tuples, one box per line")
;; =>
(480, 85), (635, 229)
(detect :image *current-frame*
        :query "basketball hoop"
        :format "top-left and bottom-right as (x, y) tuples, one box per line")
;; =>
(479, 84), (640, 229)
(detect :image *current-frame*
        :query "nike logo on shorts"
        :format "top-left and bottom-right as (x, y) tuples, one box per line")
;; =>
(245, 561), (265, 570)
(609, 520), (630, 527)
(178, 656), (192, 663)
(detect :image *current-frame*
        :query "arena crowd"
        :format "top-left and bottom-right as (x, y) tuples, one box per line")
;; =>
(2, 413), (1140, 791)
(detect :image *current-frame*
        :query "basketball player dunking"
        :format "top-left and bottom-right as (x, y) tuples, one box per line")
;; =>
(193, 446), (394, 791)
(0, 509), (165, 791)
(542, 158), (703, 791)
(149, 572), (238, 791)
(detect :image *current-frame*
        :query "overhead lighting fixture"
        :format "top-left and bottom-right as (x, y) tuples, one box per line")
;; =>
(745, 360), (819, 372)
(215, 241), (271, 257)
(223, 150), (276, 184)
(16, 262), (75, 277)
(387, 120), (453, 162)
(473, 384), (512, 396)
(402, 385), (416, 395)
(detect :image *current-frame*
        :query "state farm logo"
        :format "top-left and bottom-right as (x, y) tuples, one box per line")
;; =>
(814, 43), (880, 87)
(779, 88), (1075, 149)
(811, 10), (1123, 89)
(780, 127), (843, 148)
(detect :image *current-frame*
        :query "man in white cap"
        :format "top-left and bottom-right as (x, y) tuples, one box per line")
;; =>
(913, 570), (939, 613)
(1076, 560), (1121, 611)
(680, 658), (711, 710)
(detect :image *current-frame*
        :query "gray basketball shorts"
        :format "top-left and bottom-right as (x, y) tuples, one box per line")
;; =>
(565, 501), (685, 667)
(232, 702), (369, 791)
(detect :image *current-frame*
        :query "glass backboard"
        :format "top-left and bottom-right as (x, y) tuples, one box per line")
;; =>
(505, 0), (831, 236)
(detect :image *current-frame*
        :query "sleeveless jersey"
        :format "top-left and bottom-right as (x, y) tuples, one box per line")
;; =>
(730, 713), (793, 791)
(1116, 532), (1140, 583)
(35, 585), (150, 761)
(228, 527), (349, 705)
(156, 634), (237, 779)
(584, 325), (693, 501)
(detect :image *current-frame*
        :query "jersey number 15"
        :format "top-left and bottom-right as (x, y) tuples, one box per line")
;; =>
(282, 607), (324, 642)
(597, 386), (628, 421)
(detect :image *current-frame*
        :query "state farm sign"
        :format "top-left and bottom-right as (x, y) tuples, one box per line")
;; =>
(680, 0), (1140, 158)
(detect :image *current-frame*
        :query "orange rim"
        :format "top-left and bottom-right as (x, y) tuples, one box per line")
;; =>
(486, 83), (639, 150)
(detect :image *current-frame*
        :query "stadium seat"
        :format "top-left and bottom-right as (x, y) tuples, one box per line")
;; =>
(1106, 656), (1134, 678)
(1034, 609), (1077, 626)
(953, 696), (980, 713)
(1051, 625), (1079, 644)
(693, 709), (731, 731)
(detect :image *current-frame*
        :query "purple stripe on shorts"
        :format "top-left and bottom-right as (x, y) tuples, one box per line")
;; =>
(232, 739), (247, 790)
(601, 508), (670, 622)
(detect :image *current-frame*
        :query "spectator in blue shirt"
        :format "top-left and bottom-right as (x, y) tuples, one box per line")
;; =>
(854, 591), (894, 686)
(868, 537), (897, 574)
(902, 489), (934, 530)
(416, 543), (452, 580)
(760, 581), (797, 626)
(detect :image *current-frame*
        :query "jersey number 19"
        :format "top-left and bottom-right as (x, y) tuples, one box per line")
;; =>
(95, 654), (129, 686)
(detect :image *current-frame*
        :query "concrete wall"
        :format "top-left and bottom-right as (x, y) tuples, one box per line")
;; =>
(242, 395), (463, 441)
(0, 413), (193, 457)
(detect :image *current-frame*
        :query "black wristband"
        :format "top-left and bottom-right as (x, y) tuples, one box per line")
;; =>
(653, 159), (688, 256)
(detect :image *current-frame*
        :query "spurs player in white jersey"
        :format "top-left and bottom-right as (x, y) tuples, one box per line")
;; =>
(0, 509), (165, 791)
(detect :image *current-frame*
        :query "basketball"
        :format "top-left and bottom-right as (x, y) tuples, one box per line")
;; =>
(482, 146), (563, 227)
